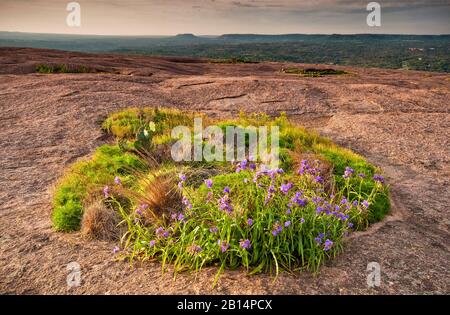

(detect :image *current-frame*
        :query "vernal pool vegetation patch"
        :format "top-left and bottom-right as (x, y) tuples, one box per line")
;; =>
(51, 108), (390, 284)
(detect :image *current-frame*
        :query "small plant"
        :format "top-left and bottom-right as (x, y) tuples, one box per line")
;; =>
(281, 67), (348, 77)
(210, 58), (259, 64)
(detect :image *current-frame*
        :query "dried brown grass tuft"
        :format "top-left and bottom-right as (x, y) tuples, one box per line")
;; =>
(81, 200), (122, 241)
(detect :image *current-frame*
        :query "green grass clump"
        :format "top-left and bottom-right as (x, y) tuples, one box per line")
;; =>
(282, 67), (348, 77)
(210, 57), (259, 64)
(102, 107), (198, 140)
(52, 145), (144, 231)
(35, 64), (93, 74)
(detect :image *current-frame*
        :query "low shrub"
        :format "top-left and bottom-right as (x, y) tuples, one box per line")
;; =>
(281, 67), (348, 77)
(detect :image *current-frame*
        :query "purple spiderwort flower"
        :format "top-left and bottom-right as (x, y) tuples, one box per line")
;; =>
(324, 239), (333, 251)
(291, 192), (307, 207)
(286, 209), (292, 215)
(373, 174), (385, 184)
(280, 182), (293, 195)
(247, 218), (253, 226)
(113, 246), (120, 254)
(182, 196), (193, 209)
(103, 186), (110, 198)
(156, 227), (169, 238)
(219, 194), (233, 213)
(210, 226), (218, 233)
(179, 174), (187, 182)
(284, 221), (291, 228)
(205, 179), (213, 189)
(315, 176), (324, 184)
(300, 218), (305, 223)
(315, 232), (325, 244)
(341, 198), (347, 205)
(271, 222), (283, 236)
(114, 176), (122, 186)
(316, 206), (324, 214)
(298, 160), (309, 175)
(362, 200), (370, 208)
(239, 239), (251, 250)
(352, 200), (358, 207)
(249, 163), (256, 171)
(358, 173), (366, 179)
(136, 209), (143, 216)
(348, 222), (354, 228)
(149, 240), (156, 247)
(218, 240), (230, 253)
(343, 167), (355, 179)
(223, 186), (230, 194)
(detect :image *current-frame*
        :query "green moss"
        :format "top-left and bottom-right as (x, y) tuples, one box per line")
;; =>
(51, 144), (144, 232)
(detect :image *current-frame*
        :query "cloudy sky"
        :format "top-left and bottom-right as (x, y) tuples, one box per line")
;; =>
(0, 0), (449, 35)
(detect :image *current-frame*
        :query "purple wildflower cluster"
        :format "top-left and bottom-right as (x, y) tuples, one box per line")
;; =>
(218, 194), (233, 213)
(235, 158), (257, 173)
(373, 174), (385, 184)
(298, 159), (322, 177)
(271, 222), (283, 236)
(178, 173), (187, 189)
(289, 191), (308, 207)
(156, 227), (169, 238)
(314, 233), (334, 251)
(313, 197), (351, 221)
(182, 196), (193, 210)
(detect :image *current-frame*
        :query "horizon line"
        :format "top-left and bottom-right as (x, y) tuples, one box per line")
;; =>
(1, 30), (449, 37)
